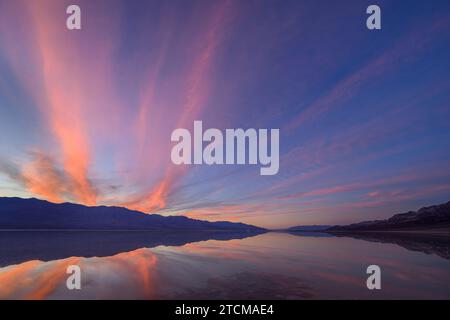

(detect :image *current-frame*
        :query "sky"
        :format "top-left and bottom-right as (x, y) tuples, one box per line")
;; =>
(0, 0), (449, 228)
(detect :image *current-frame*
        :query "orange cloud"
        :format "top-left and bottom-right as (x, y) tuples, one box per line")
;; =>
(23, 1), (97, 205)
(120, 169), (177, 213)
(121, 1), (233, 213)
(21, 150), (67, 203)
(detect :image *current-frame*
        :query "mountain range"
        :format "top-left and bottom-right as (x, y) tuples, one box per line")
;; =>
(2, 197), (449, 233)
(0, 197), (265, 232)
(327, 201), (450, 232)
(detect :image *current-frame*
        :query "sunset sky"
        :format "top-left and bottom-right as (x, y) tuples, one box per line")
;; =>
(0, 0), (449, 228)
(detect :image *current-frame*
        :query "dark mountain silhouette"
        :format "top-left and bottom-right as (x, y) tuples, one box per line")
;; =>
(327, 201), (450, 232)
(0, 197), (266, 231)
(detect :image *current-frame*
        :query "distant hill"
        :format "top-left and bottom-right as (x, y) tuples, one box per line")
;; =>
(327, 201), (450, 232)
(287, 225), (332, 232)
(0, 197), (266, 232)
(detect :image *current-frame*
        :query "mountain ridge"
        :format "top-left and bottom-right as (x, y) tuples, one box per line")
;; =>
(0, 197), (266, 231)
(327, 201), (450, 232)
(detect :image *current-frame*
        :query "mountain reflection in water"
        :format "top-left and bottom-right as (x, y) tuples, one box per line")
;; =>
(0, 230), (264, 267)
(0, 231), (449, 299)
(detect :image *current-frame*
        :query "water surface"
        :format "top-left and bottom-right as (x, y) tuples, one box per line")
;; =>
(0, 231), (449, 299)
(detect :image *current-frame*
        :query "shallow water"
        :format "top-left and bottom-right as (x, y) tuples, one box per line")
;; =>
(0, 231), (449, 299)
